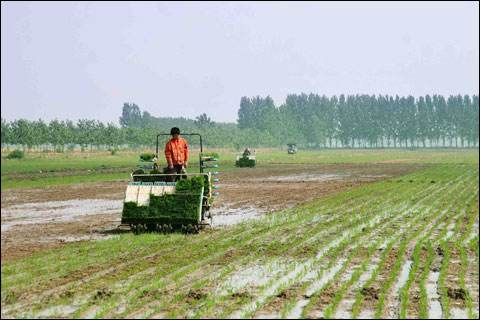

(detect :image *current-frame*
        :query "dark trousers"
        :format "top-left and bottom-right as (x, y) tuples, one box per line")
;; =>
(167, 164), (186, 182)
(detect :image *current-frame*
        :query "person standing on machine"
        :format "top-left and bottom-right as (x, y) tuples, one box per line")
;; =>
(165, 127), (189, 181)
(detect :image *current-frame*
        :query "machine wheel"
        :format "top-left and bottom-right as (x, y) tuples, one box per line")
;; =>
(161, 224), (168, 234)
(193, 225), (200, 233)
(132, 224), (140, 234)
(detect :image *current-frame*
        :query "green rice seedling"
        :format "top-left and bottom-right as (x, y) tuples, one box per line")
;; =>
(322, 244), (379, 318)
(200, 151), (219, 159)
(2, 163), (478, 319)
(121, 176), (204, 221)
(372, 174), (474, 319)
(418, 242), (434, 319)
(282, 172), (466, 316)
(457, 242), (475, 319)
(331, 172), (473, 319)
(288, 172), (464, 320)
(284, 190), (436, 316)
(139, 153), (156, 161)
(122, 202), (149, 219)
(181, 176), (427, 318)
(399, 241), (422, 318)
(438, 240), (451, 319)
(141, 180), (430, 320)
(469, 236), (479, 258)
(235, 157), (256, 167)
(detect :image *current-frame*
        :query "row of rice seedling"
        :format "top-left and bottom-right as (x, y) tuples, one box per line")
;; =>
(316, 179), (470, 319)
(2, 164), (477, 319)
(347, 170), (474, 318)
(334, 197), (465, 319)
(110, 186), (392, 316)
(376, 176), (474, 317)
(376, 171), (473, 317)
(147, 168), (442, 318)
(136, 177), (413, 319)
(130, 168), (446, 318)
(93, 165), (472, 314)
(18, 186), (372, 316)
(274, 168), (472, 318)
(229, 181), (438, 318)
(64, 172), (398, 318)
(231, 169), (464, 318)
(399, 188), (475, 318)
(283, 170), (468, 314)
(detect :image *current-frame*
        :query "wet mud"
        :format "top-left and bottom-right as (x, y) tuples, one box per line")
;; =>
(1, 163), (419, 261)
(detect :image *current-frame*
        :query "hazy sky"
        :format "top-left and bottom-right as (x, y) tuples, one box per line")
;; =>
(2, 1), (479, 123)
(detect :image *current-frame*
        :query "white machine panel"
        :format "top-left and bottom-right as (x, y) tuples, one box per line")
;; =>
(125, 184), (140, 203)
(137, 185), (152, 206)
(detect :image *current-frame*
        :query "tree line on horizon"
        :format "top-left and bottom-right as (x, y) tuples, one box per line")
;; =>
(238, 93), (479, 148)
(1, 94), (478, 151)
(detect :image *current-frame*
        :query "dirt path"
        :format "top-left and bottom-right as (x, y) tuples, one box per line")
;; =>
(1, 163), (420, 261)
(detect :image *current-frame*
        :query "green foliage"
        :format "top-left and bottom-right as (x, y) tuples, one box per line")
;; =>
(122, 202), (149, 219)
(119, 103), (142, 128)
(237, 94), (479, 148)
(1, 94), (479, 150)
(194, 113), (215, 128)
(201, 152), (219, 159)
(175, 176), (204, 193)
(6, 149), (24, 159)
(149, 193), (201, 220)
(139, 153), (156, 161)
(235, 157), (256, 167)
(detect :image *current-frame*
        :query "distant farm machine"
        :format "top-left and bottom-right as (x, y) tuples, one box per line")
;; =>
(120, 133), (220, 233)
(287, 143), (298, 154)
(235, 148), (256, 168)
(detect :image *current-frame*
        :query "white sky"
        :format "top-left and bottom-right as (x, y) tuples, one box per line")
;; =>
(1, 1), (479, 123)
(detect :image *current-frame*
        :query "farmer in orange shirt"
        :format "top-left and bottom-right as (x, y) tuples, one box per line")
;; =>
(165, 127), (189, 181)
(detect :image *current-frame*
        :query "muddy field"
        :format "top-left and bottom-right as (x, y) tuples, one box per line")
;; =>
(1, 163), (419, 261)
(1, 163), (478, 319)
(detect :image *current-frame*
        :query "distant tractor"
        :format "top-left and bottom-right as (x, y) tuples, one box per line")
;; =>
(120, 133), (220, 233)
(235, 148), (256, 168)
(287, 143), (298, 154)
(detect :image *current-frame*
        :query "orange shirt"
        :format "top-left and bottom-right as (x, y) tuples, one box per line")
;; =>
(165, 137), (189, 166)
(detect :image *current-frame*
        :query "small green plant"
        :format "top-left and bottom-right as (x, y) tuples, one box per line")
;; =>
(110, 148), (118, 155)
(201, 152), (219, 159)
(235, 157), (255, 167)
(139, 153), (156, 161)
(6, 149), (24, 159)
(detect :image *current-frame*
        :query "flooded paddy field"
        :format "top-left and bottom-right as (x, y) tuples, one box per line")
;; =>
(1, 163), (416, 260)
(1, 161), (478, 319)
